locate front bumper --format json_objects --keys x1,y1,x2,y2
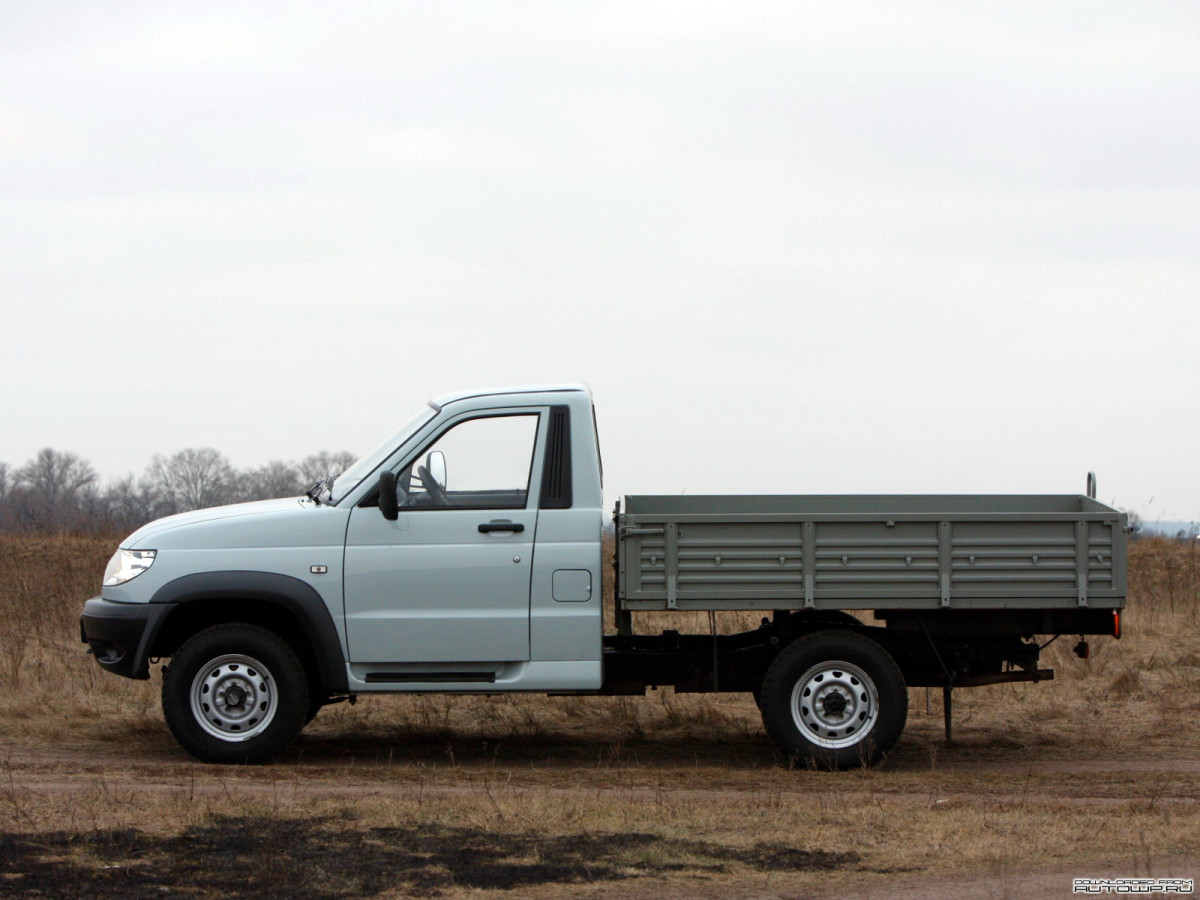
[{"x1": 79, "y1": 597, "x2": 175, "y2": 680}]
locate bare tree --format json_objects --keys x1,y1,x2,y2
[
  {"x1": 298, "y1": 451, "x2": 356, "y2": 486},
  {"x1": 236, "y1": 460, "x2": 303, "y2": 502},
  {"x1": 146, "y1": 448, "x2": 235, "y2": 513},
  {"x1": 0, "y1": 446, "x2": 361, "y2": 533},
  {"x1": 100, "y1": 474, "x2": 164, "y2": 532},
  {"x1": 16, "y1": 448, "x2": 97, "y2": 505},
  {"x1": 13, "y1": 448, "x2": 98, "y2": 530},
  {"x1": 0, "y1": 461, "x2": 12, "y2": 530}
]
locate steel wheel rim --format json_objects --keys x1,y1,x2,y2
[
  {"x1": 190, "y1": 654, "x2": 278, "y2": 742},
  {"x1": 790, "y1": 659, "x2": 879, "y2": 750}
]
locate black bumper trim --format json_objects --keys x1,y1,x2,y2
[{"x1": 80, "y1": 597, "x2": 176, "y2": 680}]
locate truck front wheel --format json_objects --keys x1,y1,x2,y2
[
  {"x1": 759, "y1": 630, "x2": 907, "y2": 769},
  {"x1": 162, "y1": 624, "x2": 310, "y2": 764}
]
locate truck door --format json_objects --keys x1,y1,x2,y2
[{"x1": 342, "y1": 411, "x2": 543, "y2": 664}]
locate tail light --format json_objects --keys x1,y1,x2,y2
[{"x1": 1113, "y1": 610, "x2": 1121, "y2": 639}]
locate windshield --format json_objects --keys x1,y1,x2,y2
[{"x1": 330, "y1": 404, "x2": 438, "y2": 503}]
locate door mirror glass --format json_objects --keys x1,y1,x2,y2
[{"x1": 426, "y1": 450, "x2": 447, "y2": 490}]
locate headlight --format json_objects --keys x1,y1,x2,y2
[{"x1": 103, "y1": 549, "x2": 157, "y2": 586}]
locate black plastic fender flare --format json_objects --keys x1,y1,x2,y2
[{"x1": 149, "y1": 571, "x2": 349, "y2": 693}]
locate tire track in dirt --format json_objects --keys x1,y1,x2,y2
[
  {"x1": 5, "y1": 748, "x2": 1199, "y2": 809},
  {"x1": 8, "y1": 745, "x2": 1200, "y2": 777},
  {"x1": 8, "y1": 778, "x2": 1200, "y2": 811}
]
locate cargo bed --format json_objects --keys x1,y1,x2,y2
[{"x1": 617, "y1": 494, "x2": 1128, "y2": 613}]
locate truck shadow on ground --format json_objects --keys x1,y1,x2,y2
[
  {"x1": 287, "y1": 728, "x2": 789, "y2": 769},
  {"x1": 281, "y1": 720, "x2": 1055, "y2": 773},
  {"x1": 0, "y1": 815, "x2": 859, "y2": 900}
]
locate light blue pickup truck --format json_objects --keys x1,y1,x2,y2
[{"x1": 81, "y1": 384, "x2": 1126, "y2": 768}]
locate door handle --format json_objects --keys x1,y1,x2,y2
[{"x1": 478, "y1": 522, "x2": 525, "y2": 533}]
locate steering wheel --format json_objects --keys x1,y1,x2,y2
[{"x1": 417, "y1": 465, "x2": 449, "y2": 506}]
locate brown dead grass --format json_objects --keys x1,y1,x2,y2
[{"x1": 1, "y1": 534, "x2": 1198, "y2": 898}]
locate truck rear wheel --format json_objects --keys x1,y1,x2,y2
[
  {"x1": 759, "y1": 630, "x2": 907, "y2": 769},
  {"x1": 162, "y1": 624, "x2": 310, "y2": 764}
]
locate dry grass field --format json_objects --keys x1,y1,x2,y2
[{"x1": 1, "y1": 534, "x2": 1198, "y2": 898}]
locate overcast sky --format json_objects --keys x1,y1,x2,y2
[{"x1": 3, "y1": 2, "x2": 1198, "y2": 522}]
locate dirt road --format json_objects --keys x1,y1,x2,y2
[{"x1": 3, "y1": 716, "x2": 1198, "y2": 900}]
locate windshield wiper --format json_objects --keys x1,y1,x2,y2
[{"x1": 305, "y1": 479, "x2": 329, "y2": 505}]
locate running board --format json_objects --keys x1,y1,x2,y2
[{"x1": 363, "y1": 672, "x2": 496, "y2": 684}]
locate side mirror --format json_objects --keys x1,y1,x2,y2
[
  {"x1": 379, "y1": 471, "x2": 399, "y2": 521},
  {"x1": 426, "y1": 450, "x2": 447, "y2": 490}
]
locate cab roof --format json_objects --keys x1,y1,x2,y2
[{"x1": 429, "y1": 383, "x2": 591, "y2": 411}]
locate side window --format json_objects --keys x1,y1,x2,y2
[{"x1": 398, "y1": 414, "x2": 539, "y2": 510}]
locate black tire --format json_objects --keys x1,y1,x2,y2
[
  {"x1": 162, "y1": 623, "x2": 310, "y2": 764},
  {"x1": 759, "y1": 629, "x2": 907, "y2": 770}
]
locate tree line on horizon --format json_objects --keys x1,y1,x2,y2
[
  {"x1": 2, "y1": 447, "x2": 1193, "y2": 541},
  {"x1": 0, "y1": 447, "x2": 355, "y2": 535}
]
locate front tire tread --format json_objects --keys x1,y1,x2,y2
[{"x1": 162, "y1": 623, "x2": 309, "y2": 764}]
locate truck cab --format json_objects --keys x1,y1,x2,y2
[{"x1": 81, "y1": 385, "x2": 606, "y2": 762}]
